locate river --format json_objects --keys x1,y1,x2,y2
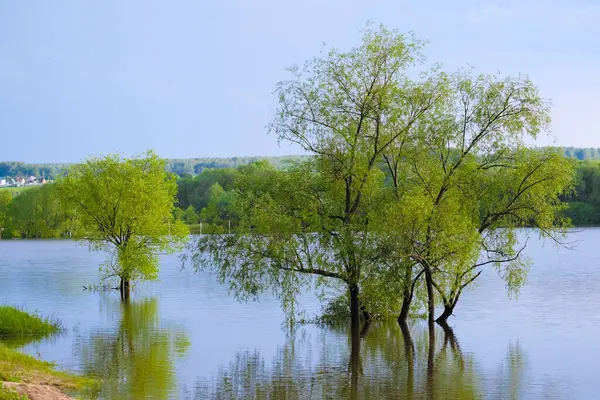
[{"x1": 1, "y1": 228, "x2": 599, "y2": 399}]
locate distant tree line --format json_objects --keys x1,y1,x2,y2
[
  {"x1": 2, "y1": 149, "x2": 599, "y2": 181},
  {"x1": 0, "y1": 162, "x2": 70, "y2": 180},
  {"x1": 165, "y1": 155, "x2": 307, "y2": 176},
  {"x1": 0, "y1": 156, "x2": 309, "y2": 180},
  {"x1": 3, "y1": 157, "x2": 600, "y2": 240},
  {"x1": 561, "y1": 160, "x2": 600, "y2": 225},
  {"x1": 561, "y1": 147, "x2": 600, "y2": 161}
]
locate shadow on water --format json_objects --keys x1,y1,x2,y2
[
  {"x1": 73, "y1": 296, "x2": 190, "y2": 400},
  {"x1": 181, "y1": 321, "x2": 566, "y2": 400}
]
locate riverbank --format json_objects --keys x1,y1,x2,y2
[
  {"x1": 0, "y1": 306, "x2": 96, "y2": 399},
  {"x1": 0, "y1": 343, "x2": 97, "y2": 399}
]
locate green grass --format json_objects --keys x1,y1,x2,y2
[
  {"x1": 0, "y1": 306, "x2": 62, "y2": 336},
  {"x1": 0, "y1": 385, "x2": 27, "y2": 400},
  {"x1": 0, "y1": 342, "x2": 98, "y2": 398},
  {"x1": 0, "y1": 307, "x2": 98, "y2": 399}
]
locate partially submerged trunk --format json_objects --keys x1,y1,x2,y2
[
  {"x1": 361, "y1": 305, "x2": 371, "y2": 323},
  {"x1": 398, "y1": 296, "x2": 412, "y2": 325},
  {"x1": 349, "y1": 283, "x2": 361, "y2": 335},
  {"x1": 119, "y1": 277, "x2": 130, "y2": 301},
  {"x1": 435, "y1": 303, "x2": 455, "y2": 325},
  {"x1": 434, "y1": 269, "x2": 482, "y2": 324},
  {"x1": 360, "y1": 320, "x2": 371, "y2": 338},
  {"x1": 398, "y1": 267, "x2": 424, "y2": 325}
]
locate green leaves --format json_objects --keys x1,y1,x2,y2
[
  {"x1": 57, "y1": 150, "x2": 189, "y2": 284},
  {"x1": 191, "y1": 23, "x2": 577, "y2": 325}
]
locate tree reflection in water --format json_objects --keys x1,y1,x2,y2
[
  {"x1": 185, "y1": 321, "x2": 564, "y2": 400},
  {"x1": 74, "y1": 297, "x2": 189, "y2": 400}
]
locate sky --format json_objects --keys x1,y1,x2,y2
[{"x1": 0, "y1": 0, "x2": 599, "y2": 163}]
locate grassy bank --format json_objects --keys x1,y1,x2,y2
[
  {"x1": 0, "y1": 306, "x2": 61, "y2": 336},
  {"x1": 0, "y1": 307, "x2": 97, "y2": 399},
  {"x1": 0, "y1": 343, "x2": 97, "y2": 399}
]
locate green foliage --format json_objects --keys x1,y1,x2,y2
[
  {"x1": 189, "y1": 23, "x2": 577, "y2": 326},
  {"x1": 191, "y1": 23, "x2": 444, "y2": 325},
  {"x1": 563, "y1": 201, "x2": 600, "y2": 226},
  {"x1": 175, "y1": 168, "x2": 239, "y2": 221},
  {"x1": 1, "y1": 184, "x2": 80, "y2": 239},
  {"x1": 56, "y1": 151, "x2": 189, "y2": 286},
  {"x1": 0, "y1": 306, "x2": 62, "y2": 336},
  {"x1": 183, "y1": 205, "x2": 199, "y2": 225},
  {"x1": 313, "y1": 294, "x2": 351, "y2": 325},
  {"x1": 375, "y1": 67, "x2": 575, "y2": 319},
  {"x1": 172, "y1": 206, "x2": 185, "y2": 221},
  {"x1": 199, "y1": 182, "x2": 237, "y2": 230},
  {"x1": 0, "y1": 191, "x2": 11, "y2": 233}
]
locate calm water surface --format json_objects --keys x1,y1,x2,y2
[{"x1": 1, "y1": 229, "x2": 600, "y2": 399}]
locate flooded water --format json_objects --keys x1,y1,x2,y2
[{"x1": 1, "y1": 229, "x2": 600, "y2": 399}]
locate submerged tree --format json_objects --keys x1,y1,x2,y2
[
  {"x1": 380, "y1": 71, "x2": 575, "y2": 324},
  {"x1": 189, "y1": 23, "x2": 444, "y2": 329},
  {"x1": 189, "y1": 23, "x2": 575, "y2": 327},
  {"x1": 57, "y1": 151, "x2": 188, "y2": 300}
]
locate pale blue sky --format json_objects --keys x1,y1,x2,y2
[{"x1": 1, "y1": 0, "x2": 599, "y2": 163}]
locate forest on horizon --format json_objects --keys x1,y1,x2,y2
[{"x1": 0, "y1": 147, "x2": 599, "y2": 180}]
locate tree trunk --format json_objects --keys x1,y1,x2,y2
[
  {"x1": 349, "y1": 283, "x2": 360, "y2": 335},
  {"x1": 398, "y1": 264, "x2": 414, "y2": 324},
  {"x1": 398, "y1": 295, "x2": 412, "y2": 325},
  {"x1": 435, "y1": 303, "x2": 454, "y2": 325},
  {"x1": 119, "y1": 277, "x2": 130, "y2": 301},
  {"x1": 424, "y1": 267, "x2": 435, "y2": 326},
  {"x1": 360, "y1": 320, "x2": 371, "y2": 338},
  {"x1": 360, "y1": 305, "x2": 371, "y2": 323}
]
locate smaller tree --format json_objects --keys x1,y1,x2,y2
[
  {"x1": 57, "y1": 151, "x2": 189, "y2": 300},
  {"x1": 183, "y1": 205, "x2": 199, "y2": 225}
]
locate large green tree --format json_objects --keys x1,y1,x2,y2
[
  {"x1": 190, "y1": 24, "x2": 443, "y2": 330},
  {"x1": 57, "y1": 151, "x2": 188, "y2": 300},
  {"x1": 379, "y1": 70, "x2": 575, "y2": 324}
]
